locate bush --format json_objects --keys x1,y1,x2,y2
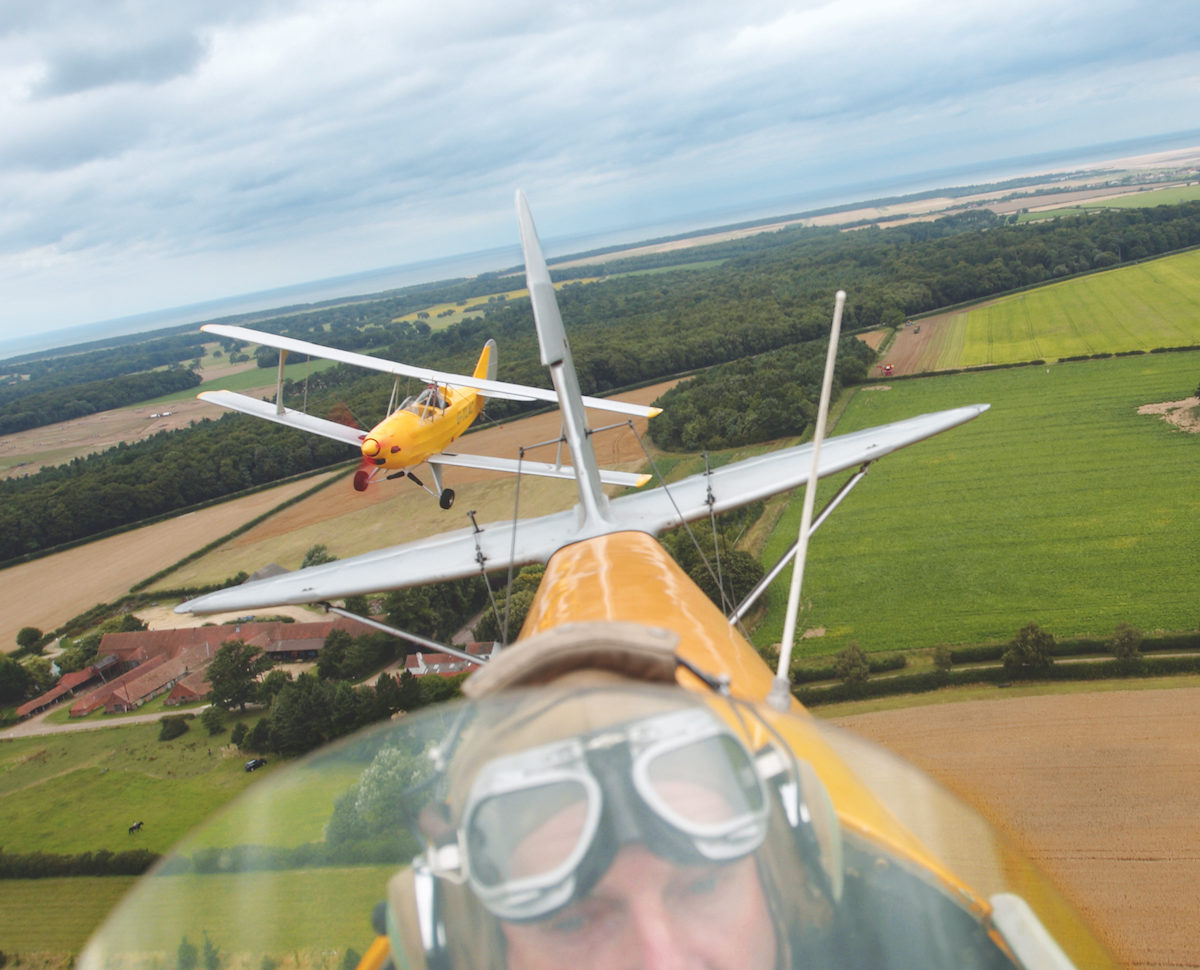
[
  {"x1": 201, "y1": 706, "x2": 225, "y2": 736},
  {"x1": 159, "y1": 715, "x2": 190, "y2": 741},
  {"x1": 178, "y1": 936, "x2": 198, "y2": 970},
  {"x1": 230, "y1": 721, "x2": 248, "y2": 746},
  {"x1": 0, "y1": 847, "x2": 158, "y2": 878},
  {"x1": 834, "y1": 643, "x2": 870, "y2": 686},
  {"x1": 949, "y1": 644, "x2": 1005, "y2": 664},
  {"x1": 1108, "y1": 623, "x2": 1143, "y2": 663}
]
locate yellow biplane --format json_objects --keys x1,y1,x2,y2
[
  {"x1": 80, "y1": 193, "x2": 1115, "y2": 970},
  {"x1": 200, "y1": 321, "x2": 657, "y2": 508}
]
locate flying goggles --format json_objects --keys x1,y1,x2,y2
[{"x1": 427, "y1": 705, "x2": 772, "y2": 923}]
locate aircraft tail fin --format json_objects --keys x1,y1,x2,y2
[
  {"x1": 473, "y1": 339, "x2": 498, "y2": 383},
  {"x1": 516, "y1": 190, "x2": 611, "y2": 528}
]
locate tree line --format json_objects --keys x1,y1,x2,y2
[
  {"x1": 5, "y1": 202, "x2": 1200, "y2": 562},
  {"x1": 0, "y1": 332, "x2": 208, "y2": 406},
  {"x1": 0, "y1": 367, "x2": 201, "y2": 435}
]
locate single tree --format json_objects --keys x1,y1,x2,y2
[
  {"x1": 202, "y1": 932, "x2": 220, "y2": 970},
  {"x1": 301, "y1": 544, "x2": 337, "y2": 568},
  {"x1": 1002, "y1": 622, "x2": 1055, "y2": 679},
  {"x1": 16, "y1": 626, "x2": 43, "y2": 652},
  {"x1": 177, "y1": 936, "x2": 198, "y2": 970},
  {"x1": 206, "y1": 640, "x2": 273, "y2": 712},
  {"x1": 0, "y1": 655, "x2": 32, "y2": 705}
]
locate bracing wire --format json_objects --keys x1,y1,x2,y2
[{"x1": 628, "y1": 422, "x2": 737, "y2": 619}]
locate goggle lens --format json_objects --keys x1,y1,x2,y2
[
  {"x1": 467, "y1": 780, "x2": 592, "y2": 889},
  {"x1": 646, "y1": 733, "x2": 765, "y2": 828},
  {"x1": 640, "y1": 733, "x2": 768, "y2": 861}
]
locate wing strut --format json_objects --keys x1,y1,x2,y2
[
  {"x1": 767, "y1": 291, "x2": 846, "y2": 712},
  {"x1": 323, "y1": 604, "x2": 488, "y2": 667},
  {"x1": 728, "y1": 461, "x2": 871, "y2": 625}
]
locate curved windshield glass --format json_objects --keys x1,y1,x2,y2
[{"x1": 79, "y1": 685, "x2": 1116, "y2": 970}]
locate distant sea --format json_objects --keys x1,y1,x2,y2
[{"x1": 4, "y1": 128, "x2": 1197, "y2": 362}]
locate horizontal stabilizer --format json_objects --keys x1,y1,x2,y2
[
  {"x1": 198, "y1": 390, "x2": 365, "y2": 447},
  {"x1": 201, "y1": 324, "x2": 660, "y2": 419},
  {"x1": 178, "y1": 404, "x2": 986, "y2": 615}
]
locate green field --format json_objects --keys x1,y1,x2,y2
[
  {"x1": 0, "y1": 721, "x2": 271, "y2": 855},
  {"x1": 950, "y1": 249, "x2": 1200, "y2": 368},
  {"x1": 755, "y1": 350, "x2": 1199, "y2": 655},
  {"x1": 88, "y1": 866, "x2": 389, "y2": 955},
  {"x1": 1079, "y1": 184, "x2": 1200, "y2": 208},
  {"x1": 1016, "y1": 184, "x2": 1200, "y2": 222},
  {"x1": 0, "y1": 868, "x2": 385, "y2": 962},
  {"x1": 0, "y1": 876, "x2": 137, "y2": 954}
]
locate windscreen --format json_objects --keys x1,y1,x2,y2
[{"x1": 77, "y1": 685, "x2": 1115, "y2": 970}]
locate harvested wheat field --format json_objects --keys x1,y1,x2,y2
[
  {"x1": 0, "y1": 472, "x2": 342, "y2": 650},
  {"x1": 834, "y1": 688, "x2": 1200, "y2": 970}
]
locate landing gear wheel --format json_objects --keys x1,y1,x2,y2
[
  {"x1": 439, "y1": 488, "x2": 455, "y2": 510},
  {"x1": 353, "y1": 469, "x2": 371, "y2": 492}
]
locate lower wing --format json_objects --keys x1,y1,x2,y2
[
  {"x1": 198, "y1": 390, "x2": 365, "y2": 447},
  {"x1": 179, "y1": 405, "x2": 986, "y2": 614},
  {"x1": 431, "y1": 452, "x2": 651, "y2": 488}
]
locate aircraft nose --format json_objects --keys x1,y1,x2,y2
[{"x1": 361, "y1": 437, "x2": 381, "y2": 459}]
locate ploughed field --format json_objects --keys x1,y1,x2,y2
[{"x1": 834, "y1": 687, "x2": 1200, "y2": 970}]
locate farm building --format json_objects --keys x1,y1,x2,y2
[
  {"x1": 63, "y1": 616, "x2": 377, "y2": 717},
  {"x1": 15, "y1": 655, "x2": 119, "y2": 719},
  {"x1": 405, "y1": 642, "x2": 494, "y2": 677}
]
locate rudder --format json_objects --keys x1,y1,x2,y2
[{"x1": 473, "y1": 339, "x2": 498, "y2": 382}]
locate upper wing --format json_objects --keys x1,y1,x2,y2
[
  {"x1": 202, "y1": 323, "x2": 661, "y2": 419},
  {"x1": 178, "y1": 404, "x2": 986, "y2": 614},
  {"x1": 198, "y1": 390, "x2": 365, "y2": 447}
]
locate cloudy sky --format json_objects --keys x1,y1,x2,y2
[{"x1": 3, "y1": 0, "x2": 1198, "y2": 352}]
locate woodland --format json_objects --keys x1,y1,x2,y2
[{"x1": 2, "y1": 202, "x2": 1199, "y2": 564}]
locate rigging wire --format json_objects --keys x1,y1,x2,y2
[{"x1": 628, "y1": 422, "x2": 741, "y2": 625}]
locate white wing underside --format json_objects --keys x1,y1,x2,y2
[
  {"x1": 179, "y1": 404, "x2": 986, "y2": 613},
  {"x1": 197, "y1": 390, "x2": 648, "y2": 487}
]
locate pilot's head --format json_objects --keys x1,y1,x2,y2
[{"x1": 386, "y1": 623, "x2": 843, "y2": 970}]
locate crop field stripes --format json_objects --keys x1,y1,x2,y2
[
  {"x1": 756, "y1": 349, "x2": 1200, "y2": 654},
  {"x1": 927, "y1": 249, "x2": 1200, "y2": 371}
]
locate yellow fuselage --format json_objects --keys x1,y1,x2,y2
[
  {"x1": 519, "y1": 530, "x2": 1111, "y2": 965},
  {"x1": 359, "y1": 387, "x2": 483, "y2": 471}
]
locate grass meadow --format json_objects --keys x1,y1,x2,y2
[
  {"x1": 0, "y1": 719, "x2": 271, "y2": 855},
  {"x1": 0, "y1": 876, "x2": 137, "y2": 954},
  {"x1": 948, "y1": 249, "x2": 1200, "y2": 368},
  {"x1": 0, "y1": 868, "x2": 386, "y2": 962},
  {"x1": 0, "y1": 719, "x2": 390, "y2": 961},
  {"x1": 753, "y1": 349, "x2": 1199, "y2": 656}
]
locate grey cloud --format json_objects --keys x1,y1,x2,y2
[{"x1": 34, "y1": 32, "x2": 208, "y2": 97}]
